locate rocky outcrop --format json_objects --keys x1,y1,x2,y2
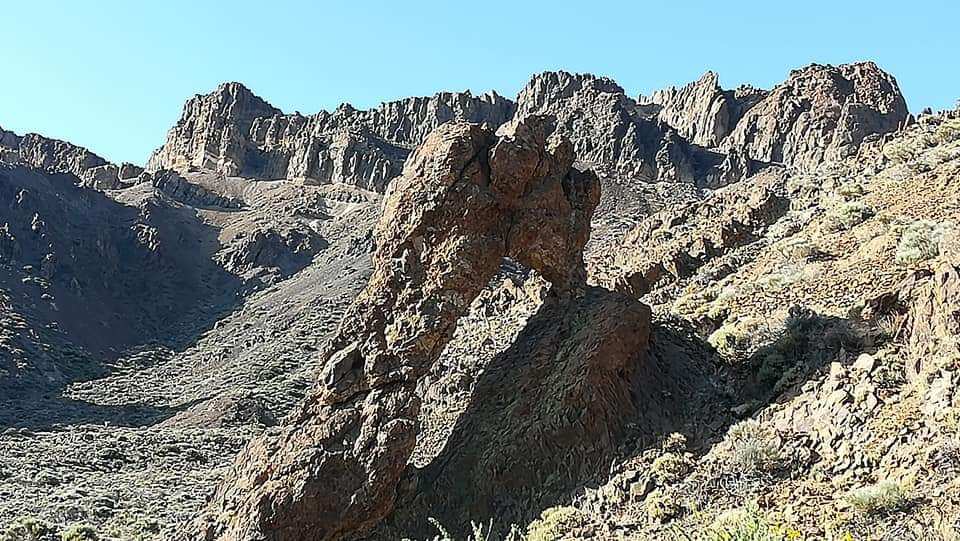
[
  {"x1": 640, "y1": 71, "x2": 767, "y2": 148},
  {"x1": 148, "y1": 83, "x2": 515, "y2": 191},
  {"x1": 147, "y1": 82, "x2": 282, "y2": 175},
  {"x1": 395, "y1": 285, "x2": 651, "y2": 535},
  {"x1": 512, "y1": 71, "x2": 765, "y2": 189},
  {"x1": 0, "y1": 129, "x2": 129, "y2": 189},
  {"x1": 609, "y1": 170, "x2": 790, "y2": 297},
  {"x1": 511, "y1": 71, "x2": 678, "y2": 182},
  {"x1": 724, "y1": 62, "x2": 909, "y2": 168},
  {"x1": 189, "y1": 116, "x2": 629, "y2": 541},
  {"x1": 147, "y1": 63, "x2": 908, "y2": 195},
  {"x1": 865, "y1": 231, "x2": 960, "y2": 379},
  {"x1": 149, "y1": 169, "x2": 244, "y2": 209}
]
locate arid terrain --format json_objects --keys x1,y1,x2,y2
[{"x1": 1, "y1": 61, "x2": 958, "y2": 540}]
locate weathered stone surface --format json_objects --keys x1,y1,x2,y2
[
  {"x1": 149, "y1": 169, "x2": 244, "y2": 209},
  {"x1": 640, "y1": 71, "x2": 766, "y2": 148},
  {"x1": 724, "y1": 62, "x2": 909, "y2": 168},
  {"x1": 511, "y1": 71, "x2": 674, "y2": 181},
  {"x1": 148, "y1": 82, "x2": 515, "y2": 191},
  {"x1": 393, "y1": 286, "x2": 651, "y2": 535},
  {"x1": 147, "y1": 82, "x2": 282, "y2": 176},
  {"x1": 190, "y1": 116, "x2": 607, "y2": 541},
  {"x1": 867, "y1": 231, "x2": 960, "y2": 379},
  {"x1": 0, "y1": 129, "x2": 122, "y2": 189},
  {"x1": 609, "y1": 169, "x2": 789, "y2": 297}
]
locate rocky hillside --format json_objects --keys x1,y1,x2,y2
[{"x1": 2, "y1": 60, "x2": 953, "y2": 541}]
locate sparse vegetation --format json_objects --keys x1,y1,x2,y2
[
  {"x1": 60, "y1": 524, "x2": 97, "y2": 541},
  {"x1": 823, "y1": 201, "x2": 874, "y2": 232},
  {"x1": 674, "y1": 282, "x2": 737, "y2": 322},
  {"x1": 936, "y1": 118, "x2": 960, "y2": 143},
  {"x1": 882, "y1": 139, "x2": 917, "y2": 164},
  {"x1": 428, "y1": 517, "x2": 521, "y2": 541},
  {"x1": 670, "y1": 506, "x2": 798, "y2": 541},
  {"x1": 719, "y1": 420, "x2": 782, "y2": 474},
  {"x1": 651, "y1": 452, "x2": 694, "y2": 484},
  {"x1": 645, "y1": 489, "x2": 682, "y2": 523},
  {"x1": 776, "y1": 236, "x2": 819, "y2": 261},
  {"x1": 895, "y1": 219, "x2": 953, "y2": 265},
  {"x1": 708, "y1": 318, "x2": 765, "y2": 357},
  {"x1": 525, "y1": 507, "x2": 587, "y2": 541},
  {"x1": 844, "y1": 479, "x2": 908, "y2": 515},
  {"x1": 834, "y1": 181, "x2": 865, "y2": 200},
  {"x1": 757, "y1": 264, "x2": 814, "y2": 291},
  {"x1": 1, "y1": 517, "x2": 55, "y2": 541}
]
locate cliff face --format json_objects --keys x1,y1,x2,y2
[
  {"x1": 640, "y1": 71, "x2": 767, "y2": 148},
  {"x1": 145, "y1": 62, "x2": 908, "y2": 195},
  {"x1": 723, "y1": 62, "x2": 910, "y2": 167},
  {"x1": 642, "y1": 62, "x2": 909, "y2": 171},
  {"x1": 147, "y1": 84, "x2": 515, "y2": 190},
  {"x1": 0, "y1": 126, "x2": 143, "y2": 190}
]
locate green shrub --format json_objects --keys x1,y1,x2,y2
[
  {"x1": 1, "y1": 517, "x2": 55, "y2": 541},
  {"x1": 895, "y1": 220, "x2": 953, "y2": 265},
  {"x1": 883, "y1": 140, "x2": 916, "y2": 164},
  {"x1": 525, "y1": 507, "x2": 587, "y2": 541},
  {"x1": 651, "y1": 452, "x2": 694, "y2": 484},
  {"x1": 670, "y1": 506, "x2": 797, "y2": 541},
  {"x1": 720, "y1": 420, "x2": 782, "y2": 474},
  {"x1": 674, "y1": 283, "x2": 736, "y2": 322},
  {"x1": 428, "y1": 517, "x2": 521, "y2": 541},
  {"x1": 823, "y1": 201, "x2": 874, "y2": 232},
  {"x1": 834, "y1": 181, "x2": 865, "y2": 200},
  {"x1": 708, "y1": 318, "x2": 764, "y2": 357},
  {"x1": 645, "y1": 489, "x2": 682, "y2": 523},
  {"x1": 60, "y1": 525, "x2": 97, "y2": 541},
  {"x1": 844, "y1": 479, "x2": 908, "y2": 515}
]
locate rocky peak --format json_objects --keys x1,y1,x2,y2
[
  {"x1": 511, "y1": 70, "x2": 685, "y2": 182},
  {"x1": 146, "y1": 82, "x2": 281, "y2": 175},
  {"x1": 147, "y1": 83, "x2": 515, "y2": 190},
  {"x1": 0, "y1": 127, "x2": 142, "y2": 190},
  {"x1": 640, "y1": 71, "x2": 767, "y2": 148},
  {"x1": 724, "y1": 61, "x2": 909, "y2": 168}
]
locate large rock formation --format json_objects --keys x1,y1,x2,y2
[
  {"x1": 640, "y1": 71, "x2": 767, "y2": 148},
  {"x1": 723, "y1": 62, "x2": 909, "y2": 168},
  {"x1": 511, "y1": 71, "x2": 687, "y2": 182},
  {"x1": 189, "y1": 116, "x2": 635, "y2": 541},
  {"x1": 147, "y1": 63, "x2": 908, "y2": 196},
  {"x1": 390, "y1": 285, "x2": 651, "y2": 536},
  {"x1": 0, "y1": 127, "x2": 141, "y2": 190},
  {"x1": 148, "y1": 83, "x2": 515, "y2": 190},
  {"x1": 608, "y1": 170, "x2": 790, "y2": 297}
]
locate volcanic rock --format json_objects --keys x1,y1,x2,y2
[
  {"x1": 147, "y1": 83, "x2": 515, "y2": 190},
  {"x1": 724, "y1": 62, "x2": 909, "y2": 168},
  {"x1": 189, "y1": 115, "x2": 618, "y2": 541}
]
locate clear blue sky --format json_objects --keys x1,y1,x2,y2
[{"x1": 3, "y1": 0, "x2": 958, "y2": 165}]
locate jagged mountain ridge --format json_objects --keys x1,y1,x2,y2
[
  {"x1": 0, "y1": 60, "x2": 941, "y2": 541},
  {"x1": 145, "y1": 61, "x2": 909, "y2": 194}
]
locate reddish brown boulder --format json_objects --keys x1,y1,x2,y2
[{"x1": 190, "y1": 115, "x2": 601, "y2": 541}]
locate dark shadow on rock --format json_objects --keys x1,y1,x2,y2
[
  {"x1": 382, "y1": 286, "x2": 728, "y2": 538},
  {"x1": 381, "y1": 300, "x2": 878, "y2": 538}
]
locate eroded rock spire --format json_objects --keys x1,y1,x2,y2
[{"x1": 190, "y1": 115, "x2": 600, "y2": 541}]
